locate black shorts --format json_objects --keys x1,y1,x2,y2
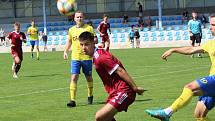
[{"x1": 190, "y1": 33, "x2": 201, "y2": 44}]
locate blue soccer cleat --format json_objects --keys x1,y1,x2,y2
[{"x1": 145, "y1": 109, "x2": 170, "y2": 121}]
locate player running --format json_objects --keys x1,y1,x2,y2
[
  {"x1": 79, "y1": 31, "x2": 145, "y2": 121},
  {"x1": 27, "y1": 20, "x2": 40, "y2": 60},
  {"x1": 64, "y1": 11, "x2": 97, "y2": 107},
  {"x1": 6, "y1": 22, "x2": 26, "y2": 78},
  {"x1": 97, "y1": 14, "x2": 111, "y2": 51},
  {"x1": 145, "y1": 15, "x2": 215, "y2": 121}
]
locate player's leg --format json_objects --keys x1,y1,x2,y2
[
  {"x1": 67, "y1": 60, "x2": 81, "y2": 107},
  {"x1": 30, "y1": 41, "x2": 35, "y2": 58},
  {"x1": 194, "y1": 96, "x2": 215, "y2": 121},
  {"x1": 104, "y1": 36, "x2": 110, "y2": 51},
  {"x1": 196, "y1": 34, "x2": 202, "y2": 57},
  {"x1": 146, "y1": 75, "x2": 215, "y2": 120},
  {"x1": 95, "y1": 103, "x2": 118, "y2": 121},
  {"x1": 146, "y1": 80, "x2": 202, "y2": 121},
  {"x1": 12, "y1": 56, "x2": 21, "y2": 78},
  {"x1": 82, "y1": 60, "x2": 94, "y2": 104},
  {"x1": 35, "y1": 41, "x2": 40, "y2": 60}
]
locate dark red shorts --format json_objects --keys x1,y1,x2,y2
[
  {"x1": 106, "y1": 90, "x2": 136, "y2": 112},
  {"x1": 11, "y1": 47, "x2": 23, "y2": 61},
  {"x1": 101, "y1": 35, "x2": 110, "y2": 43}
]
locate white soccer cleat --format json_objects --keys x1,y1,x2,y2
[{"x1": 13, "y1": 73, "x2": 18, "y2": 79}]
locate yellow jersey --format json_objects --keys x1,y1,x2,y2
[
  {"x1": 201, "y1": 40, "x2": 215, "y2": 75},
  {"x1": 68, "y1": 24, "x2": 95, "y2": 60},
  {"x1": 27, "y1": 26, "x2": 39, "y2": 40}
]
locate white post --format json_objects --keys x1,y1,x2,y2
[
  {"x1": 158, "y1": 0, "x2": 162, "y2": 28},
  {"x1": 43, "y1": 0, "x2": 47, "y2": 35}
]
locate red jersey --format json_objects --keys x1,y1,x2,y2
[
  {"x1": 93, "y1": 48, "x2": 132, "y2": 94},
  {"x1": 7, "y1": 31, "x2": 26, "y2": 49},
  {"x1": 98, "y1": 21, "x2": 110, "y2": 36}
]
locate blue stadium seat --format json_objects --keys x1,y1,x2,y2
[
  {"x1": 167, "y1": 31, "x2": 173, "y2": 36},
  {"x1": 159, "y1": 37, "x2": 165, "y2": 41},
  {"x1": 161, "y1": 16, "x2": 167, "y2": 21},
  {"x1": 151, "y1": 32, "x2": 156, "y2": 37},
  {"x1": 143, "y1": 28, "x2": 149, "y2": 32},
  {"x1": 61, "y1": 41, "x2": 66, "y2": 45},
  {"x1": 54, "y1": 41, "x2": 59, "y2": 45},
  {"x1": 183, "y1": 36, "x2": 189, "y2": 40},
  {"x1": 166, "y1": 26, "x2": 172, "y2": 31},
  {"x1": 48, "y1": 36, "x2": 53, "y2": 41},
  {"x1": 159, "y1": 31, "x2": 164, "y2": 36},
  {"x1": 168, "y1": 16, "x2": 175, "y2": 21},
  {"x1": 152, "y1": 37, "x2": 157, "y2": 41},
  {"x1": 208, "y1": 35, "x2": 214, "y2": 39},
  {"x1": 143, "y1": 33, "x2": 148, "y2": 37},
  {"x1": 151, "y1": 16, "x2": 158, "y2": 21},
  {"x1": 120, "y1": 38, "x2": 126, "y2": 42},
  {"x1": 113, "y1": 38, "x2": 118, "y2": 43},
  {"x1": 48, "y1": 32, "x2": 53, "y2": 36},
  {"x1": 150, "y1": 27, "x2": 157, "y2": 32},
  {"x1": 112, "y1": 34, "x2": 117, "y2": 38},
  {"x1": 168, "y1": 36, "x2": 173, "y2": 41},
  {"x1": 120, "y1": 33, "x2": 125, "y2": 38},
  {"x1": 115, "y1": 19, "x2": 122, "y2": 23},
  {"x1": 183, "y1": 31, "x2": 189, "y2": 36},
  {"x1": 129, "y1": 17, "x2": 137, "y2": 22},
  {"x1": 117, "y1": 23, "x2": 123, "y2": 28},
  {"x1": 176, "y1": 15, "x2": 182, "y2": 20},
  {"x1": 174, "y1": 26, "x2": 180, "y2": 31},
  {"x1": 182, "y1": 26, "x2": 188, "y2": 30},
  {"x1": 109, "y1": 18, "x2": 115, "y2": 23},
  {"x1": 176, "y1": 36, "x2": 181, "y2": 41},
  {"x1": 54, "y1": 37, "x2": 60, "y2": 41},
  {"x1": 144, "y1": 37, "x2": 149, "y2": 41},
  {"x1": 47, "y1": 41, "x2": 52, "y2": 45}
]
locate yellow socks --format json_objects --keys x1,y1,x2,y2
[
  {"x1": 170, "y1": 87, "x2": 193, "y2": 112},
  {"x1": 70, "y1": 82, "x2": 77, "y2": 101},
  {"x1": 87, "y1": 81, "x2": 93, "y2": 97},
  {"x1": 36, "y1": 51, "x2": 39, "y2": 59},
  {"x1": 196, "y1": 117, "x2": 210, "y2": 121}
]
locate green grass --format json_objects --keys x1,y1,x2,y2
[{"x1": 0, "y1": 48, "x2": 214, "y2": 121}]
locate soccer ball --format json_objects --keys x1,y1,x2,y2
[{"x1": 57, "y1": 0, "x2": 77, "y2": 16}]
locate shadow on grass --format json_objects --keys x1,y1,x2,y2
[
  {"x1": 76, "y1": 99, "x2": 152, "y2": 107},
  {"x1": 23, "y1": 73, "x2": 62, "y2": 78}
]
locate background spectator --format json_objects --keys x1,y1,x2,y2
[
  {"x1": 145, "y1": 16, "x2": 152, "y2": 28},
  {"x1": 138, "y1": 16, "x2": 144, "y2": 27},
  {"x1": 123, "y1": 14, "x2": 128, "y2": 24},
  {"x1": 0, "y1": 28, "x2": 5, "y2": 46},
  {"x1": 182, "y1": 10, "x2": 189, "y2": 24},
  {"x1": 137, "y1": 2, "x2": 143, "y2": 17}
]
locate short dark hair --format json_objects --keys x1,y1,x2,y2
[
  {"x1": 210, "y1": 14, "x2": 215, "y2": 18},
  {"x1": 79, "y1": 31, "x2": 94, "y2": 42},
  {"x1": 14, "y1": 22, "x2": 20, "y2": 27}
]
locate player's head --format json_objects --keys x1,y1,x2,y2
[
  {"x1": 31, "y1": 20, "x2": 35, "y2": 26},
  {"x1": 14, "y1": 22, "x2": 20, "y2": 32},
  {"x1": 79, "y1": 31, "x2": 95, "y2": 56},
  {"x1": 103, "y1": 14, "x2": 108, "y2": 22},
  {"x1": 192, "y1": 11, "x2": 198, "y2": 19},
  {"x1": 74, "y1": 11, "x2": 84, "y2": 25},
  {"x1": 210, "y1": 15, "x2": 215, "y2": 36}
]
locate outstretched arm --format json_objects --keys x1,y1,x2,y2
[
  {"x1": 115, "y1": 66, "x2": 145, "y2": 95},
  {"x1": 162, "y1": 46, "x2": 204, "y2": 60}
]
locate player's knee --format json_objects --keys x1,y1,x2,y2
[
  {"x1": 14, "y1": 57, "x2": 21, "y2": 64},
  {"x1": 95, "y1": 112, "x2": 103, "y2": 121},
  {"x1": 184, "y1": 82, "x2": 196, "y2": 90}
]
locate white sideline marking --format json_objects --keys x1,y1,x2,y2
[
  {"x1": 0, "y1": 87, "x2": 68, "y2": 99},
  {"x1": 132, "y1": 66, "x2": 209, "y2": 79},
  {"x1": 0, "y1": 66, "x2": 209, "y2": 99}
]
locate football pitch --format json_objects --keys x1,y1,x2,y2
[{"x1": 0, "y1": 48, "x2": 215, "y2": 121}]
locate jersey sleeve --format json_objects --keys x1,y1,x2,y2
[
  {"x1": 21, "y1": 32, "x2": 27, "y2": 39},
  {"x1": 98, "y1": 55, "x2": 119, "y2": 75},
  {"x1": 201, "y1": 41, "x2": 211, "y2": 53},
  {"x1": 7, "y1": 32, "x2": 12, "y2": 39},
  {"x1": 89, "y1": 25, "x2": 96, "y2": 36}
]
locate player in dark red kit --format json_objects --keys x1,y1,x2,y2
[
  {"x1": 79, "y1": 31, "x2": 145, "y2": 121},
  {"x1": 6, "y1": 22, "x2": 26, "y2": 78},
  {"x1": 97, "y1": 14, "x2": 111, "y2": 51}
]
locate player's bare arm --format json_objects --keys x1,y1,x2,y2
[
  {"x1": 64, "y1": 36, "x2": 72, "y2": 60},
  {"x1": 162, "y1": 46, "x2": 204, "y2": 60},
  {"x1": 115, "y1": 66, "x2": 144, "y2": 95}
]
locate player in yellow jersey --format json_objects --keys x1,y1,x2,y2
[
  {"x1": 27, "y1": 20, "x2": 40, "y2": 60},
  {"x1": 146, "y1": 15, "x2": 215, "y2": 121},
  {"x1": 63, "y1": 11, "x2": 97, "y2": 107}
]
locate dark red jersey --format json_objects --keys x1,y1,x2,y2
[
  {"x1": 7, "y1": 31, "x2": 26, "y2": 49},
  {"x1": 93, "y1": 48, "x2": 133, "y2": 94},
  {"x1": 98, "y1": 22, "x2": 110, "y2": 36}
]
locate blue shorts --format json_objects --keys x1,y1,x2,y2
[
  {"x1": 196, "y1": 75, "x2": 215, "y2": 110},
  {"x1": 30, "y1": 40, "x2": 39, "y2": 46},
  {"x1": 198, "y1": 96, "x2": 215, "y2": 110},
  {"x1": 71, "y1": 60, "x2": 92, "y2": 76}
]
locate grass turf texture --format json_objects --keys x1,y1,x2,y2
[{"x1": 0, "y1": 48, "x2": 214, "y2": 121}]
